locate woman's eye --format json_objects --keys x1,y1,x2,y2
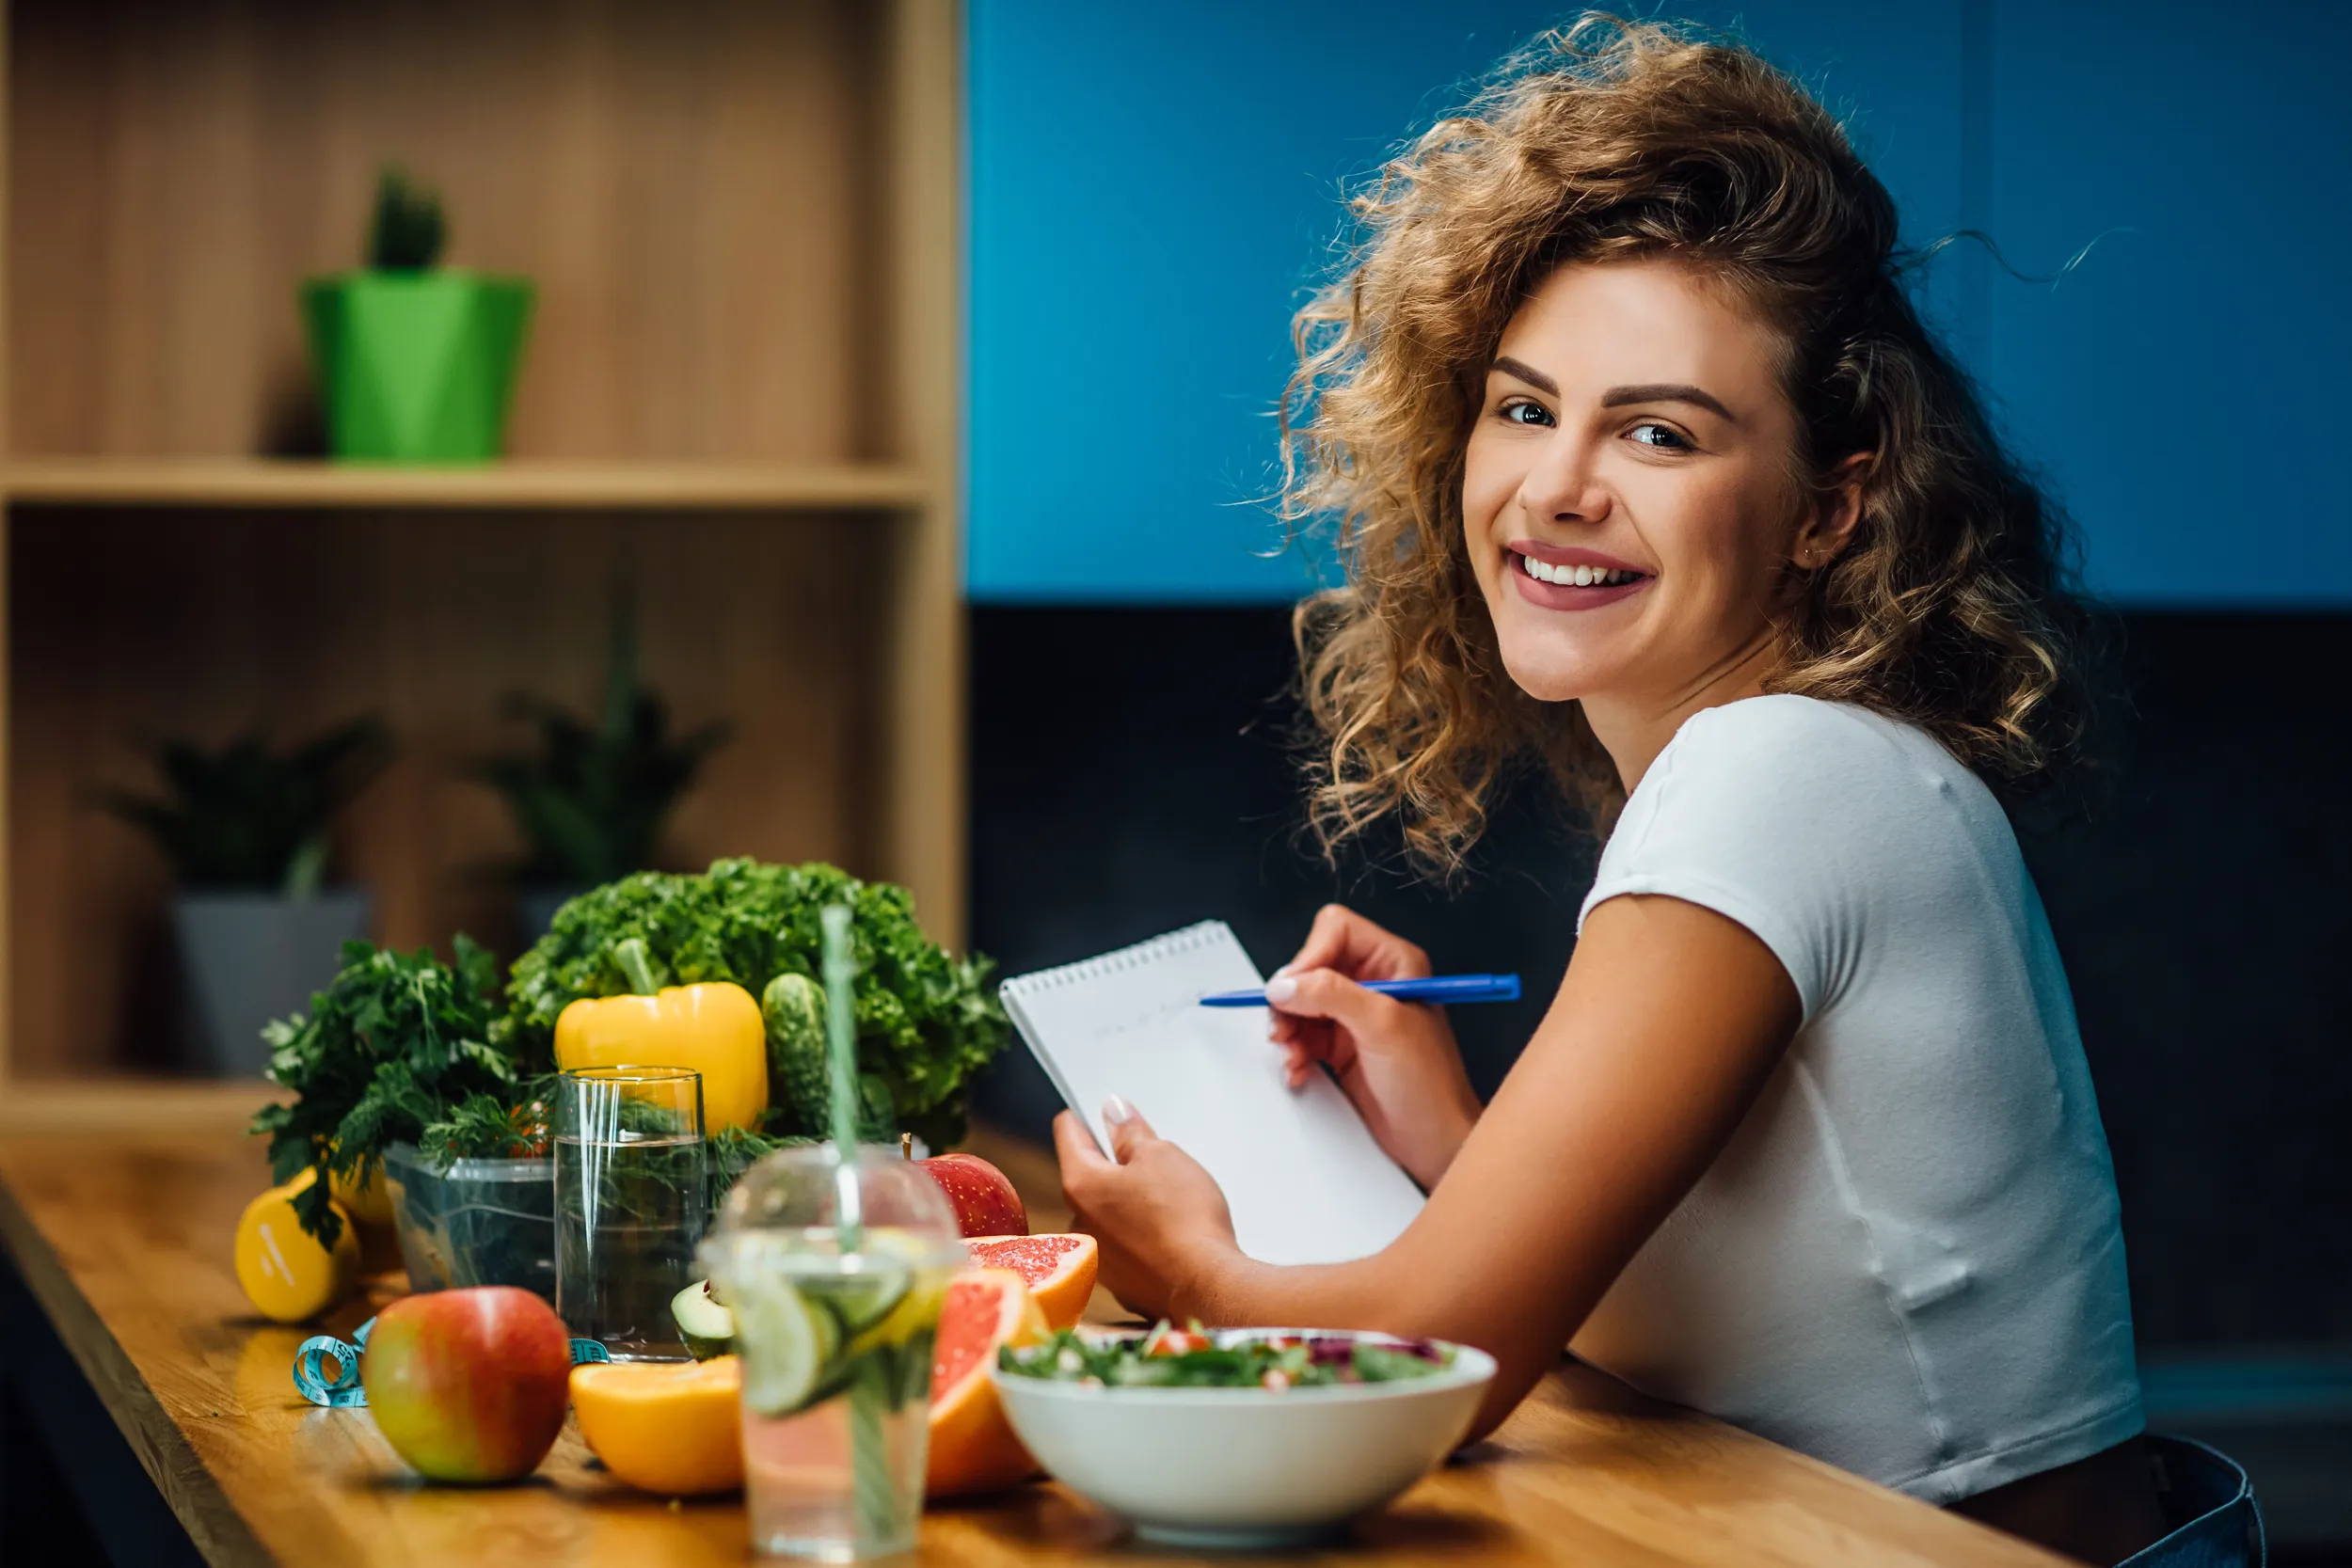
[
  {"x1": 1498, "y1": 399, "x2": 1555, "y2": 428},
  {"x1": 1628, "y1": 421, "x2": 1691, "y2": 451}
]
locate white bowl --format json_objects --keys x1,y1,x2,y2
[{"x1": 989, "y1": 1328, "x2": 1496, "y2": 1548}]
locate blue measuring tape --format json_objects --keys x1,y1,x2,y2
[{"x1": 293, "y1": 1317, "x2": 611, "y2": 1408}]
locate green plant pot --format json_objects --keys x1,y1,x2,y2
[{"x1": 301, "y1": 270, "x2": 533, "y2": 462}]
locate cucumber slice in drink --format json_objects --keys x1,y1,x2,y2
[
  {"x1": 672, "y1": 1280, "x2": 737, "y2": 1361},
  {"x1": 821, "y1": 1269, "x2": 910, "y2": 1337},
  {"x1": 731, "y1": 1274, "x2": 842, "y2": 1417},
  {"x1": 846, "y1": 1271, "x2": 948, "y2": 1358}
]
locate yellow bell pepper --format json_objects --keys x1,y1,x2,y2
[{"x1": 554, "y1": 940, "x2": 770, "y2": 1132}]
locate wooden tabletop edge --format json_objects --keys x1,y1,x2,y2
[{"x1": 0, "y1": 1167, "x2": 276, "y2": 1566}]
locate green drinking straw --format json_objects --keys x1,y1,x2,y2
[
  {"x1": 820, "y1": 904, "x2": 897, "y2": 1542},
  {"x1": 820, "y1": 905, "x2": 864, "y2": 1246}
]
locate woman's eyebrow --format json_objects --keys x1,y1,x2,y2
[
  {"x1": 1490, "y1": 355, "x2": 1558, "y2": 394},
  {"x1": 1489, "y1": 360, "x2": 1738, "y2": 425},
  {"x1": 1600, "y1": 383, "x2": 1738, "y2": 423}
]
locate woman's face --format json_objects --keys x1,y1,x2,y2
[{"x1": 1463, "y1": 258, "x2": 1818, "y2": 710}]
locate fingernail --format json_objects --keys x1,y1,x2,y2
[
  {"x1": 1273, "y1": 962, "x2": 1295, "y2": 978},
  {"x1": 1102, "y1": 1094, "x2": 1136, "y2": 1126},
  {"x1": 1263, "y1": 975, "x2": 1297, "y2": 1004}
]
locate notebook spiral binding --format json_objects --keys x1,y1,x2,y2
[{"x1": 997, "y1": 920, "x2": 1232, "y2": 995}]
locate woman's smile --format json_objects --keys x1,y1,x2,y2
[{"x1": 1507, "y1": 543, "x2": 1653, "y2": 610}]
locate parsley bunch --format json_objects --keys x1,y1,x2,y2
[{"x1": 251, "y1": 937, "x2": 525, "y2": 1245}]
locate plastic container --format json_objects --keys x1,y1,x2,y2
[
  {"x1": 381, "y1": 1140, "x2": 556, "y2": 1302},
  {"x1": 702, "y1": 1145, "x2": 968, "y2": 1560}
]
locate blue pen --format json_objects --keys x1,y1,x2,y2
[{"x1": 1199, "y1": 973, "x2": 1521, "y2": 1007}]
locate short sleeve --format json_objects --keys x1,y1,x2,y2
[{"x1": 1577, "y1": 697, "x2": 1907, "y2": 1023}]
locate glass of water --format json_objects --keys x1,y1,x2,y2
[{"x1": 555, "y1": 1066, "x2": 707, "y2": 1361}]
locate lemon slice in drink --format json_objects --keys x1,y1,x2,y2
[
  {"x1": 728, "y1": 1270, "x2": 841, "y2": 1418},
  {"x1": 816, "y1": 1227, "x2": 939, "y2": 1334},
  {"x1": 846, "y1": 1270, "x2": 949, "y2": 1357}
]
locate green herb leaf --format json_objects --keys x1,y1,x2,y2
[{"x1": 250, "y1": 935, "x2": 516, "y2": 1246}]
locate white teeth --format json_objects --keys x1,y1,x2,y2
[{"x1": 1518, "y1": 552, "x2": 1638, "y2": 588}]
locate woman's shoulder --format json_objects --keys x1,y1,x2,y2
[
  {"x1": 1670, "y1": 693, "x2": 1928, "y2": 767},
  {"x1": 1652, "y1": 696, "x2": 1982, "y2": 810},
  {"x1": 1589, "y1": 697, "x2": 2016, "y2": 1017},
  {"x1": 1600, "y1": 694, "x2": 2010, "y2": 904}
]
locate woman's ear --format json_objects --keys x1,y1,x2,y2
[{"x1": 1791, "y1": 451, "x2": 1873, "y2": 570}]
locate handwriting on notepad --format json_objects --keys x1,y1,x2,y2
[{"x1": 1094, "y1": 992, "x2": 1207, "y2": 1042}]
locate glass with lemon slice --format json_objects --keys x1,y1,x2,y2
[{"x1": 703, "y1": 1145, "x2": 966, "y2": 1560}]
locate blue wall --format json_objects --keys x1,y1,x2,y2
[
  {"x1": 1981, "y1": 0, "x2": 2352, "y2": 605},
  {"x1": 967, "y1": 2, "x2": 2352, "y2": 606}
]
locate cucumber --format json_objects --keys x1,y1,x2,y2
[
  {"x1": 817, "y1": 1266, "x2": 910, "y2": 1338},
  {"x1": 672, "y1": 1280, "x2": 737, "y2": 1361},
  {"x1": 847, "y1": 1270, "x2": 946, "y2": 1359},
  {"x1": 761, "y1": 973, "x2": 831, "y2": 1133},
  {"x1": 762, "y1": 971, "x2": 901, "y2": 1138}
]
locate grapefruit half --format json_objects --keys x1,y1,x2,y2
[
  {"x1": 961, "y1": 1233, "x2": 1099, "y2": 1330},
  {"x1": 926, "y1": 1267, "x2": 1048, "y2": 1497}
]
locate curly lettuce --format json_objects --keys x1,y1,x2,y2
[{"x1": 498, "y1": 859, "x2": 1009, "y2": 1148}]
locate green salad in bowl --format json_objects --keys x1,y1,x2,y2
[
  {"x1": 989, "y1": 1323, "x2": 1495, "y2": 1548},
  {"x1": 1001, "y1": 1322, "x2": 1455, "y2": 1392}
]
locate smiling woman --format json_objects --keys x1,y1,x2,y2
[
  {"x1": 1278, "y1": 18, "x2": 2093, "y2": 878},
  {"x1": 1048, "y1": 14, "x2": 2245, "y2": 1568}
]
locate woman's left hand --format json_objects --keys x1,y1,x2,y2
[{"x1": 1054, "y1": 1103, "x2": 1239, "y2": 1321}]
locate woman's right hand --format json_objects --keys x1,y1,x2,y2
[{"x1": 1267, "y1": 905, "x2": 1483, "y2": 1188}]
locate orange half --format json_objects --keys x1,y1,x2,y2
[{"x1": 572, "y1": 1354, "x2": 744, "y2": 1497}]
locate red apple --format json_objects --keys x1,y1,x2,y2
[
  {"x1": 916, "y1": 1151, "x2": 1027, "y2": 1238},
  {"x1": 361, "y1": 1286, "x2": 572, "y2": 1482}
]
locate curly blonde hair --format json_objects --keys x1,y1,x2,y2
[{"x1": 1285, "y1": 13, "x2": 2095, "y2": 876}]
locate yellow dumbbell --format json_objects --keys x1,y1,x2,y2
[{"x1": 233, "y1": 1168, "x2": 360, "y2": 1324}]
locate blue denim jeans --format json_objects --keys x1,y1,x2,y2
[{"x1": 2115, "y1": 1436, "x2": 2265, "y2": 1568}]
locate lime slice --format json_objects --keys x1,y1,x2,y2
[{"x1": 730, "y1": 1272, "x2": 841, "y2": 1417}]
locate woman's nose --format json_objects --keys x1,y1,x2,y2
[{"x1": 1516, "y1": 432, "x2": 1611, "y2": 529}]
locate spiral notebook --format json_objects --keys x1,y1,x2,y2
[{"x1": 999, "y1": 921, "x2": 1425, "y2": 1266}]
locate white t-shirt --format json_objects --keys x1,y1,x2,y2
[{"x1": 1569, "y1": 694, "x2": 2142, "y2": 1504}]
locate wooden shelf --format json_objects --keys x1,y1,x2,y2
[
  {"x1": 0, "y1": 0, "x2": 970, "y2": 1081},
  {"x1": 0, "y1": 457, "x2": 929, "y2": 513}
]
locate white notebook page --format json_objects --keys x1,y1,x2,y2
[{"x1": 999, "y1": 921, "x2": 1424, "y2": 1266}]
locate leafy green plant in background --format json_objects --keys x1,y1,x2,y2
[
  {"x1": 91, "y1": 718, "x2": 393, "y2": 895},
  {"x1": 472, "y1": 610, "x2": 732, "y2": 888},
  {"x1": 252, "y1": 937, "x2": 530, "y2": 1246},
  {"x1": 500, "y1": 859, "x2": 1009, "y2": 1150},
  {"x1": 368, "y1": 166, "x2": 447, "y2": 270}
]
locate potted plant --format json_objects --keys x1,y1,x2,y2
[
  {"x1": 93, "y1": 719, "x2": 392, "y2": 1076},
  {"x1": 472, "y1": 609, "x2": 732, "y2": 942},
  {"x1": 301, "y1": 166, "x2": 534, "y2": 462},
  {"x1": 253, "y1": 938, "x2": 561, "y2": 1299}
]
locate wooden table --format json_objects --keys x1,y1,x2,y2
[{"x1": 0, "y1": 1085, "x2": 2070, "y2": 1567}]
